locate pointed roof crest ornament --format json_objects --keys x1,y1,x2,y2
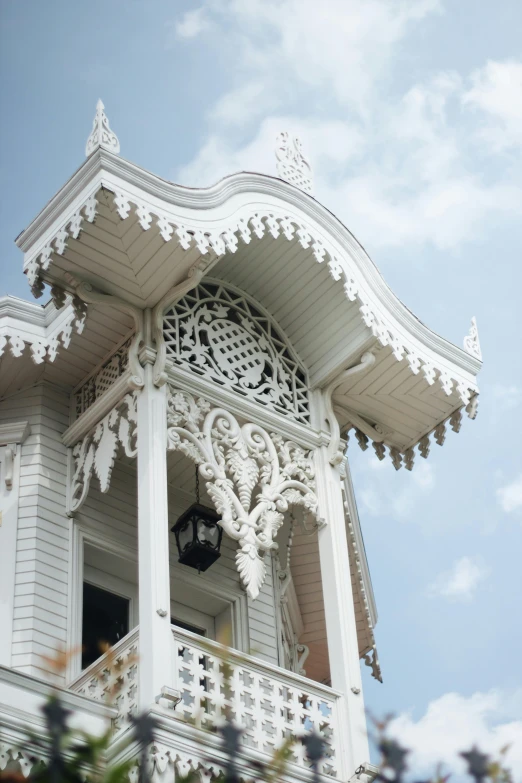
[
  {"x1": 275, "y1": 132, "x2": 313, "y2": 194},
  {"x1": 85, "y1": 99, "x2": 120, "y2": 157},
  {"x1": 463, "y1": 316, "x2": 482, "y2": 360}
]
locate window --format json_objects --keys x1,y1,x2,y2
[
  {"x1": 171, "y1": 617, "x2": 206, "y2": 636},
  {"x1": 81, "y1": 582, "x2": 129, "y2": 669},
  {"x1": 170, "y1": 598, "x2": 215, "y2": 638},
  {"x1": 70, "y1": 538, "x2": 138, "y2": 677}
]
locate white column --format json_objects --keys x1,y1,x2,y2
[
  {"x1": 0, "y1": 445, "x2": 20, "y2": 666},
  {"x1": 313, "y1": 413, "x2": 370, "y2": 776},
  {"x1": 136, "y1": 363, "x2": 173, "y2": 709},
  {"x1": 0, "y1": 423, "x2": 30, "y2": 667}
]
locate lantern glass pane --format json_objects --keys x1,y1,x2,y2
[
  {"x1": 197, "y1": 519, "x2": 219, "y2": 547},
  {"x1": 178, "y1": 520, "x2": 193, "y2": 552}
]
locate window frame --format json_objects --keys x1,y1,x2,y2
[{"x1": 67, "y1": 525, "x2": 139, "y2": 682}]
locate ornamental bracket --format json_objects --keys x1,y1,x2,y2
[
  {"x1": 324, "y1": 351, "x2": 376, "y2": 466},
  {"x1": 64, "y1": 276, "x2": 144, "y2": 386}
]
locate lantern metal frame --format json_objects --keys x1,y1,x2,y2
[{"x1": 171, "y1": 501, "x2": 223, "y2": 573}]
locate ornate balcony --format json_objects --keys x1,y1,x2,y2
[{"x1": 69, "y1": 625, "x2": 341, "y2": 780}]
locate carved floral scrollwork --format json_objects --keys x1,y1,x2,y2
[
  {"x1": 166, "y1": 387, "x2": 321, "y2": 600},
  {"x1": 68, "y1": 392, "x2": 138, "y2": 514}
]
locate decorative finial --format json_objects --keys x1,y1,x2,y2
[
  {"x1": 85, "y1": 99, "x2": 120, "y2": 157},
  {"x1": 275, "y1": 132, "x2": 313, "y2": 194},
  {"x1": 463, "y1": 316, "x2": 482, "y2": 360}
]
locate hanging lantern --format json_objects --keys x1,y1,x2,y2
[{"x1": 171, "y1": 469, "x2": 223, "y2": 572}]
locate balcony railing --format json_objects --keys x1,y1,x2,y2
[
  {"x1": 69, "y1": 626, "x2": 340, "y2": 777},
  {"x1": 173, "y1": 626, "x2": 340, "y2": 777},
  {"x1": 68, "y1": 627, "x2": 139, "y2": 737},
  {"x1": 73, "y1": 337, "x2": 132, "y2": 418}
]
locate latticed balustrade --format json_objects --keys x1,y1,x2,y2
[
  {"x1": 174, "y1": 627, "x2": 339, "y2": 777},
  {"x1": 73, "y1": 337, "x2": 131, "y2": 418},
  {"x1": 69, "y1": 628, "x2": 139, "y2": 736},
  {"x1": 69, "y1": 626, "x2": 340, "y2": 778}
]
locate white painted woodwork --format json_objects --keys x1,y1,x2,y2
[
  {"x1": 0, "y1": 110, "x2": 485, "y2": 782},
  {"x1": 0, "y1": 421, "x2": 31, "y2": 666},
  {"x1": 172, "y1": 626, "x2": 340, "y2": 776},
  {"x1": 0, "y1": 386, "x2": 70, "y2": 682},
  {"x1": 15, "y1": 153, "x2": 480, "y2": 409},
  {"x1": 0, "y1": 444, "x2": 22, "y2": 664},
  {"x1": 313, "y1": 411, "x2": 370, "y2": 775},
  {"x1": 136, "y1": 365, "x2": 173, "y2": 708}
]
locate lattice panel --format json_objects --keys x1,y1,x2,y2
[
  {"x1": 74, "y1": 337, "x2": 131, "y2": 418},
  {"x1": 70, "y1": 633, "x2": 138, "y2": 735},
  {"x1": 174, "y1": 631, "x2": 338, "y2": 777},
  {"x1": 163, "y1": 281, "x2": 310, "y2": 424}
]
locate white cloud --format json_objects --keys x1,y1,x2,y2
[
  {"x1": 178, "y1": 0, "x2": 441, "y2": 113},
  {"x1": 173, "y1": 3, "x2": 522, "y2": 251},
  {"x1": 428, "y1": 556, "x2": 489, "y2": 601},
  {"x1": 463, "y1": 60, "x2": 522, "y2": 151},
  {"x1": 496, "y1": 473, "x2": 522, "y2": 513},
  {"x1": 175, "y1": 7, "x2": 209, "y2": 39},
  {"x1": 387, "y1": 690, "x2": 522, "y2": 779},
  {"x1": 178, "y1": 115, "x2": 364, "y2": 187}
]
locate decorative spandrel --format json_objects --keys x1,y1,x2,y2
[
  {"x1": 163, "y1": 280, "x2": 310, "y2": 424},
  {"x1": 166, "y1": 387, "x2": 321, "y2": 600}
]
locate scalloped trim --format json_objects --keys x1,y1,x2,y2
[{"x1": 25, "y1": 187, "x2": 479, "y2": 407}]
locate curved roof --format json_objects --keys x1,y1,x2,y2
[{"x1": 8, "y1": 143, "x2": 481, "y2": 467}]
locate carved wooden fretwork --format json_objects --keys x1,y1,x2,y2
[
  {"x1": 70, "y1": 630, "x2": 138, "y2": 735},
  {"x1": 27, "y1": 184, "x2": 480, "y2": 409},
  {"x1": 173, "y1": 627, "x2": 338, "y2": 777},
  {"x1": 24, "y1": 193, "x2": 97, "y2": 299},
  {"x1": 85, "y1": 99, "x2": 120, "y2": 157},
  {"x1": 166, "y1": 387, "x2": 321, "y2": 600},
  {"x1": 275, "y1": 132, "x2": 313, "y2": 194},
  {"x1": 163, "y1": 280, "x2": 310, "y2": 424},
  {"x1": 0, "y1": 301, "x2": 85, "y2": 366},
  {"x1": 74, "y1": 337, "x2": 132, "y2": 418},
  {"x1": 0, "y1": 744, "x2": 41, "y2": 779},
  {"x1": 342, "y1": 482, "x2": 382, "y2": 683},
  {"x1": 68, "y1": 392, "x2": 138, "y2": 514},
  {"x1": 346, "y1": 398, "x2": 472, "y2": 472},
  {"x1": 463, "y1": 316, "x2": 482, "y2": 360}
]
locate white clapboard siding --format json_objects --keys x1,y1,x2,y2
[{"x1": 0, "y1": 384, "x2": 70, "y2": 682}]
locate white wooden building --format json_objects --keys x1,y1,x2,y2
[{"x1": 0, "y1": 103, "x2": 482, "y2": 782}]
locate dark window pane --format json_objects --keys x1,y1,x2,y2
[{"x1": 82, "y1": 582, "x2": 129, "y2": 669}]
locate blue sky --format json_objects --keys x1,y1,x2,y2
[{"x1": 1, "y1": 0, "x2": 522, "y2": 775}]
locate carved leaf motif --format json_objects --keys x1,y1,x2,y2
[
  {"x1": 178, "y1": 439, "x2": 205, "y2": 466},
  {"x1": 259, "y1": 508, "x2": 284, "y2": 546},
  {"x1": 118, "y1": 415, "x2": 132, "y2": 456},
  {"x1": 225, "y1": 449, "x2": 259, "y2": 510},
  {"x1": 282, "y1": 487, "x2": 304, "y2": 506},
  {"x1": 93, "y1": 423, "x2": 118, "y2": 492},
  {"x1": 80, "y1": 443, "x2": 95, "y2": 487},
  {"x1": 207, "y1": 481, "x2": 235, "y2": 523},
  {"x1": 236, "y1": 547, "x2": 266, "y2": 601}
]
